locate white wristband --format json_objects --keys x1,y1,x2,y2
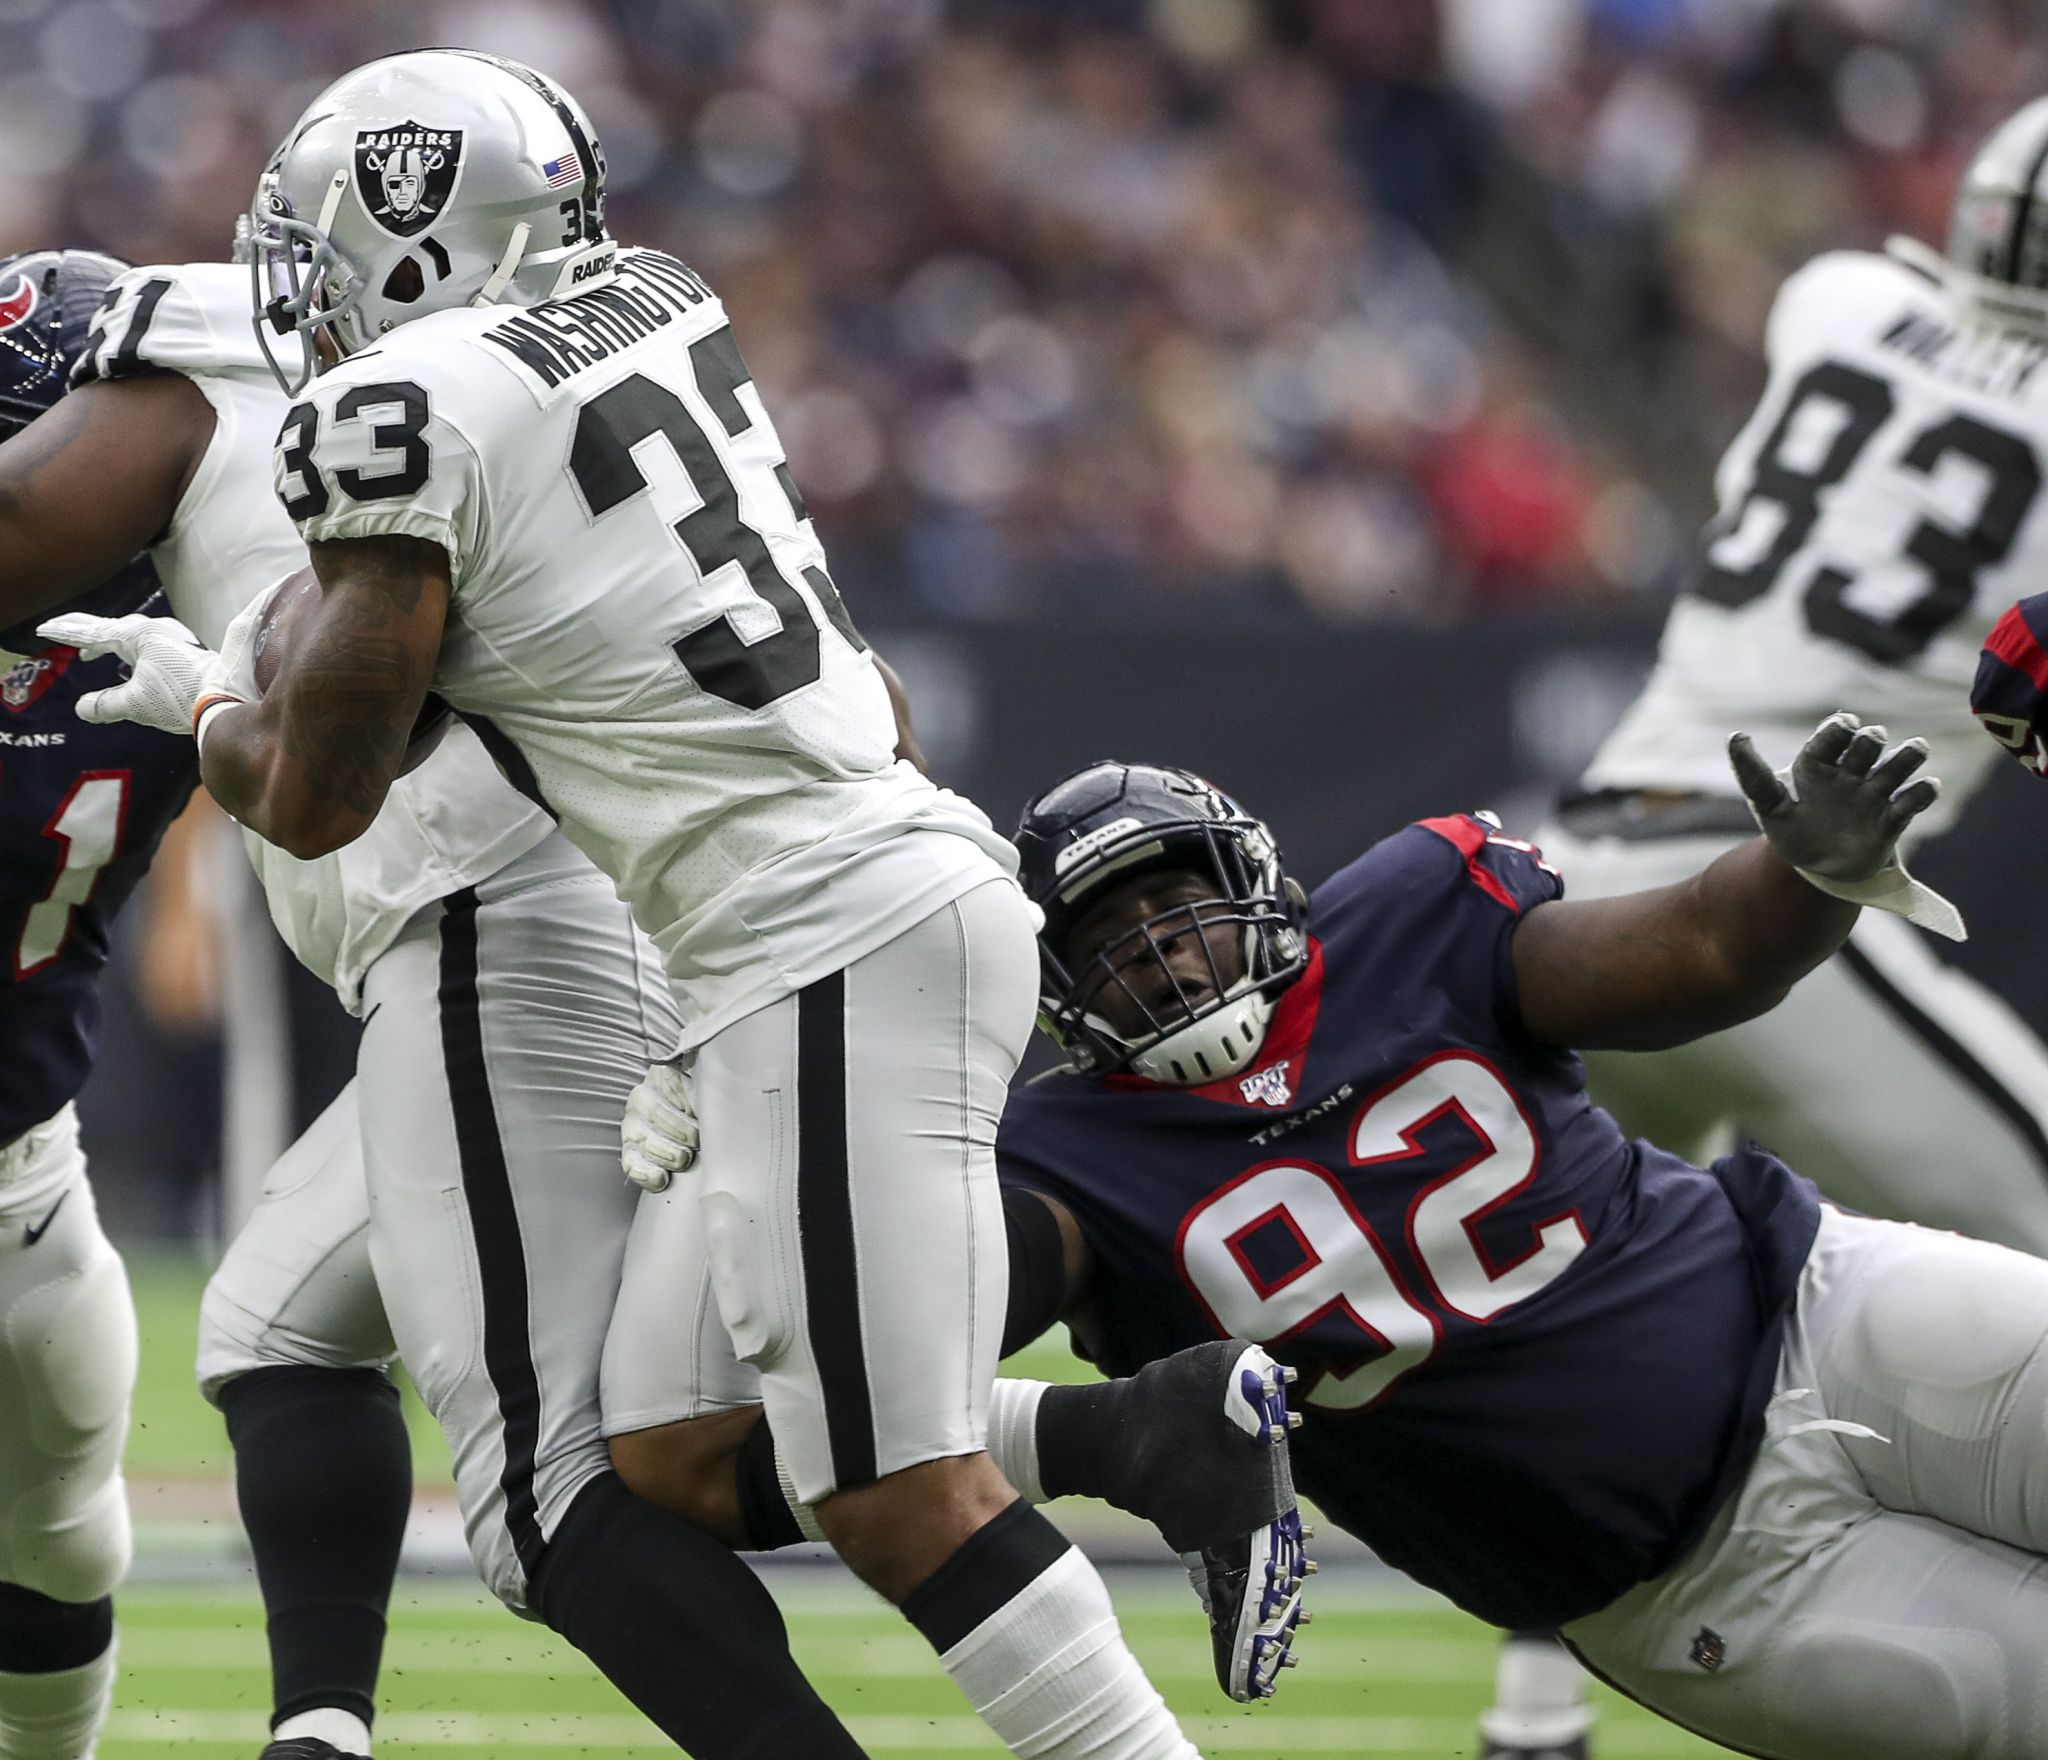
[
  {"x1": 192, "y1": 694, "x2": 245, "y2": 756},
  {"x1": 1795, "y1": 858, "x2": 1966, "y2": 943}
]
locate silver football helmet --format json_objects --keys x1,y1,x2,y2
[
  {"x1": 1891, "y1": 95, "x2": 2048, "y2": 339},
  {"x1": 247, "y1": 49, "x2": 619, "y2": 394}
]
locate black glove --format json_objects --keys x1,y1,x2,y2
[{"x1": 1727, "y1": 712, "x2": 1963, "y2": 941}]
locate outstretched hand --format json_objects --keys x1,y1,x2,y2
[
  {"x1": 1729, "y1": 712, "x2": 1940, "y2": 884},
  {"x1": 1727, "y1": 711, "x2": 1962, "y2": 941}
]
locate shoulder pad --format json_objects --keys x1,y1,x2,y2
[
  {"x1": 1766, "y1": 250, "x2": 1919, "y2": 364},
  {"x1": 71, "y1": 263, "x2": 268, "y2": 387}
]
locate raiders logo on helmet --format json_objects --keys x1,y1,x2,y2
[{"x1": 355, "y1": 122, "x2": 464, "y2": 238}]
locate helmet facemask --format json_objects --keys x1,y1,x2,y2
[
  {"x1": 1039, "y1": 817, "x2": 1307, "y2": 1085},
  {"x1": 248, "y1": 166, "x2": 366, "y2": 397}
]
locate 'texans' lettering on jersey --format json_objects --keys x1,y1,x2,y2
[
  {"x1": 485, "y1": 253, "x2": 713, "y2": 390},
  {"x1": 1878, "y1": 307, "x2": 2048, "y2": 401}
]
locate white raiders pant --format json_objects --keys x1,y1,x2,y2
[
  {"x1": 197, "y1": 832, "x2": 679, "y2": 1613},
  {"x1": 1565, "y1": 1205, "x2": 2048, "y2": 1759},
  {"x1": 1537, "y1": 820, "x2": 2048, "y2": 1256},
  {"x1": 0, "y1": 1106, "x2": 136, "y2": 1606},
  {"x1": 601, "y1": 876, "x2": 1040, "y2": 1505}
]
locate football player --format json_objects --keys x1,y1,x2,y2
[
  {"x1": 25, "y1": 50, "x2": 1313, "y2": 1758},
  {"x1": 1512, "y1": 93, "x2": 2048, "y2": 1760},
  {"x1": 573, "y1": 733, "x2": 2048, "y2": 1759},
  {"x1": 1540, "y1": 94, "x2": 2048, "y2": 1254},
  {"x1": 65, "y1": 48, "x2": 1228, "y2": 1760},
  {"x1": 0, "y1": 249, "x2": 198, "y2": 1760}
]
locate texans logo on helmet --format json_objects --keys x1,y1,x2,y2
[
  {"x1": 0, "y1": 274, "x2": 37, "y2": 332},
  {"x1": 355, "y1": 122, "x2": 464, "y2": 238}
]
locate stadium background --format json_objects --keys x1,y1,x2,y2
[{"x1": 2, "y1": 0, "x2": 2043, "y2": 1753}]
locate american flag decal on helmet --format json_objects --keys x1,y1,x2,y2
[{"x1": 541, "y1": 154, "x2": 580, "y2": 190}]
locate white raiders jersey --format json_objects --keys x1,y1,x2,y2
[
  {"x1": 275, "y1": 248, "x2": 1016, "y2": 1046},
  {"x1": 75, "y1": 264, "x2": 553, "y2": 1007},
  {"x1": 1584, "y1": 248, "x2": 2048, "y2": 840}
]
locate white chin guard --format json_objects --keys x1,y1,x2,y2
[{"x1": 1127, "y1": 989, "x2": 1277, "y2": 1086}]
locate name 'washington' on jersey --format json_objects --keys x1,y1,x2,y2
[
  {"x1": 276, "y1": 248, "x2": 1015, "y2": 1045},
  {"x1": 73, "y1": 262, "x2": 555, "y2": 1009},
  {"x1": 1585, "y1": 248, "x2": 2048, "y2": 838},
  {"x1": 996, "y1": 818, "x2": 1823, "y2": 1632}
]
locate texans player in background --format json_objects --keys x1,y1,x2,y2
[
  {"x1": 0, "y1": 251, "x2": 198, "y2": 1759},
  {"x1": 597, "y1": 725, "x2": 2048, "y2": 1758}
]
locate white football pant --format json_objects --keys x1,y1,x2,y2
[
  {"x1": 0, "y1": 1105, "x2": 135, "y2": 1609},
  {"x1": 1567, "y1": 1205, "x2": 2048, "y2": 1759},
  {"x1": 1538, "y1": 823, "x2": 2048, "y2": 1256},
  {"x1": 199, "y1": 831, "x2": 679, "y2": 1613},
  {"x1": 603, "y1": 876, "x2": 1039, "y2": 1503}
]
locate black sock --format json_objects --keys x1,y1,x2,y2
[
  {"x1": 218, "y1": 1366, "x2": 410, "y2": 1729},
  {"x1": 532, "y1": 1471, "x2": 865, "y2": 1760},
  {"x1": 900, "y1": 1500, "x2": 1070, "y2": 1653},
  {"x1": 0, "y1": 1583, "x2": 111, "y2": 1673},
  {"x1": 999, "y1": 1187, "x2": 1069, "y2": 1359},
  {"x1": 734, "y1": 1417, "x2": 807, "y2": 1552},
  {"x1": 1032, "y1": 1379, "x2": 1130, "y2": 1502}
]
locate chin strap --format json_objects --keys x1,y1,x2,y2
[{"x1": 472, "y1": 222, "x2": 532, "y2": 309}]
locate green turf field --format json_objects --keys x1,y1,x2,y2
[
  {"x1": 115, "y1": 1251, "x2": 1730, "y2": 1756},
  {"x1": 104, "y1": 1579, "x2": 1728, "y2": 1758}
]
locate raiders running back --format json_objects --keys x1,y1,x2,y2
[
  {"x1": 1539, "y1": 100, "x2": 2048, "y2": 1255},
  {"x1": 272, "y1": 243, "x2": 1014, "y2": 1043}
]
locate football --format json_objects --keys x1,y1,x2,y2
[{"x1": 249, "y1": 566, "x2": 451, "y2": 773}]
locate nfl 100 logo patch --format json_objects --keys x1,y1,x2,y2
[
  {"x1": 356, "y1": 123, "x2": 465, "y2": 238},
  {"x1": 1238, "y1": 1060, "x2": 1294, "y2": 1109},
  {"x1": 1, "y1": 653, "x2": 56, "y2": 711}
]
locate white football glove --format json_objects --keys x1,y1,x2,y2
[
  {"x1": 1729, "y1": 711, "x2": 1964, "y2": 941},
  {"x1": 35, "y1": 609, "x2": 252, "y2": 739},
  {"x1": 622, "y1": 1058, "x2": 700, "y2": 1194}
]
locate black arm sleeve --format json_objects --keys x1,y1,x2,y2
[{"x1": 1000, "y1": 1185, "x2": 1070, "y2": 1358}]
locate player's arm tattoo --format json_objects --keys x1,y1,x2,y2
[
  {"x1": 1512, "y1": 837, "x2": 1859, "y2": 1052},
  {"x1": 0, "y1": 375, "x2": 212, "y2": 620},
  {"x1": 200, "y1": 535, "x2": 448, "y2": 859}
]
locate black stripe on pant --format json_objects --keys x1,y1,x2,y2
[
  {"x1": 1840, "y1": 940, "x2": 2048, "y2": 1188},
  {"x1": 797, "y1": 970, "x2": 879, "y2": 1488},
  {"x1": 438, "y1": 888, "x2": 549, "y2": 1579}
]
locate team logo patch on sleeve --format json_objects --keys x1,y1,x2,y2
[{"x1": 355, "y1": 123, "x2": 464, "y2": 237}]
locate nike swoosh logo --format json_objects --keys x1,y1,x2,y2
[{"x1": 24, "y1": 1190, "x2": 66, "y2": 1246}]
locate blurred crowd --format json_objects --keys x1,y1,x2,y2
[{"x1": 2, "y1": 0, "x2": 2045, "y2": 623}]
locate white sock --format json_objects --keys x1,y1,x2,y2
[
  {"x1": 273, "y1": 1706, "x2": 374, "y2": 1755},
  {"x1": 0, "y1": 1637, "x2": 118, "y2": 1760},
  {"x1": 937, "y1": 1546, "x2": 1197, "y2": 1760},
  {"x1": 985, "y1": 1379, "x2": 1051, "y2": 1505},
  {"x1": 1478, "y1": 1633, "x2": 1594, "y2": 1748}
]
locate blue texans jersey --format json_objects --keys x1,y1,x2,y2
[
  {"x1": 997, "y1": 816, "x2": 1823, "y2": 1631},
  {"x1": 0, "y1": 563, "x2": 198, "y2": 1143}
]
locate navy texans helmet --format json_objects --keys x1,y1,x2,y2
[
  {"x1": 0, "y1": 248, "x2": 160, "y2": 653},
  {"x1": 0, "y1": 249, "x2": 127, "y2": 438},
  {"x1": 1016, "y1": 762, "x2": 1308, "y2": 1084}
]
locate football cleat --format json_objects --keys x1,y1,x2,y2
[
  {"x1": 259, "y1": 1741, "x2": 370, "y2": 1760},
  {"x1": 1171, "y1": 1344, "x2": 1311, "y2": 1702},
  {"x1": 1479, "y1": 1743, "x2": 1589, "y2": 1760}
]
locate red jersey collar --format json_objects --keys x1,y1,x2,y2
[{"x1": 1101, "y1": 939, "x2": 1326, "y2": 1111}]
